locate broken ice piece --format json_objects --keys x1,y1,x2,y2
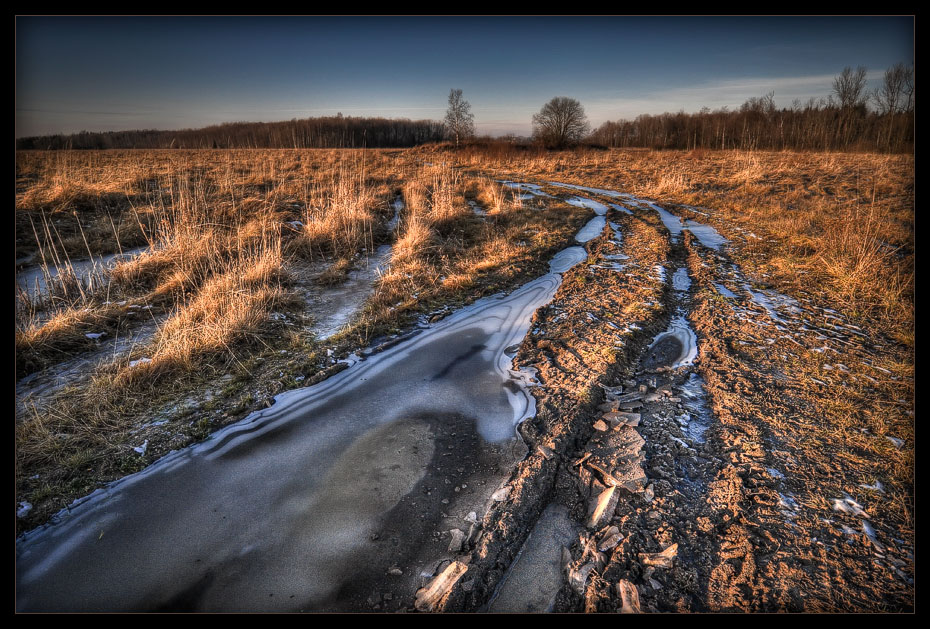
[
  {"x1": 132, "y1": 440, "x2": 148, "y2": 455},
  {"x1": 129, "y1": 357, "x2": 152, "y2": 368},
  {"x1": 85, "y1": 332, "x2": 106, "y2": 340},
  {"x1": 17, "y1": 502, "x2": 32, "y2": 518},
  {"x1": 859, "y1": 481, "x2": 885, "y2": 493}
]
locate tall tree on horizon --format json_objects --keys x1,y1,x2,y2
[{"x1": 444, "y1": 89, "x2": 475, "y2": 147}]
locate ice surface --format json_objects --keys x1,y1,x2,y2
[
  {"x1": 565, "y1": 196, "x2": 608, "y2": 215},
  {"x1": 672, "y1": 268, "x2": 691, "y2": 292},
  {"x1": 16, "y1": 233, "x2": 592, "y2": 611},
  {"x1": 574, "y1": 216, "x2": 606, "y2": 243},
  {"x1": 683, "y1": 219, "x2": 728, "y2": 250}
]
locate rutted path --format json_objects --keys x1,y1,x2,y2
[{"x1": 15, "y1": 181, "x2": 913, "y2": 612}]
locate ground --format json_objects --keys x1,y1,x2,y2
[{"x1": 15, "y1": 148, "x2": 913, "y2": 612}]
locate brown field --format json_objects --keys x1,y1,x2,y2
[{"x1": 15, "y1": 146, "x2": 914, "y2": 611}]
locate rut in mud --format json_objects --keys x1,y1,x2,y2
[{"x1": 431, "y1": 186, "x2": 912, "y2": 613}]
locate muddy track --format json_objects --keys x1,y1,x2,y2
[{"x1": 424, "y1": 188, "x2": 913, "y2": 613}]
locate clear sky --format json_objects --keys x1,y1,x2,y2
[{"x1": 15, "y1": 16, "x2": 914, "y2": 138}]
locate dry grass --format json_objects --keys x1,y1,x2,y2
[
  {"x1": 15, "y1": 148, "x2": 591, "y2": 529},
  {"x1": 453, "y1": 146, "x2": 914, "y2": 346}
]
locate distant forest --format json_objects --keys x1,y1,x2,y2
[
  {"x1": 16, "y1": 115, "x2": 447, "y2": 150},
  {"x1": 590, "y1": 96, "x2": 913, "y2": 153}
]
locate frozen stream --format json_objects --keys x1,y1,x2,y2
[
  {"x1": 16, "y1": 231, "x2": 590, "y2": 611},
  {"x1": 17, "y1": 246, "x2": 149, "y2": 300}
]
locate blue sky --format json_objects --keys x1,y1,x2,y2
[{"x1": 15, "y1": 16, "x2": 914, "y2": 138}]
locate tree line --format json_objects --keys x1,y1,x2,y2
[
  {"x1": 16, "y1": 115, "x2": 447, "y2": 150},
  {"x1": 590, "y1": 65, "x2": 914, "y2": 153},
  {"x1": 17, "y1": 64, "x2": 913, "y2": 153}
]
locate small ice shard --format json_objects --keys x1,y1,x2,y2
[
  {"x1": 128, "y1": 357, "x2": 152, "y2": 368},
  {"x1": 17, "y1": 502, "x2": 33, "y2": 518},
  {"x1": 840, "y1": 524, "x2": 858, "y2": 536},
  {"x1": 132, "y1": 440, "x2": 148, "y2": 455},
  {"x1": 85, "y1": 332, "x2": 106, "y2": 340},
  {"x1": 859, "y1": 481, "x2": 885, "y2": 493},
  {"x1": 464, "y1": 511, "x2": 478, "y2": 524},
  {"x1": 886, "y1": 436, "x2": 904, "y2": 449}
]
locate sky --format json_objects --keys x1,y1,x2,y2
[{"x1": 15, "y1": 16, "x2": 914, "y2": 138}]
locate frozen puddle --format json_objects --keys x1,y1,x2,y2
[
  {"x1": 714, "y1": 283, "x2": 737, "y2": 298},
  {"x1": 16, "y1": 240, "x2": 591, "y2": 611},
  {"x1": 17, "y1": 246, "x2": 149, "y2": 300},
  {"x1": 643, "y1": 315, "x2": 699, "y2": 370},
  {"x1": 488, "y1": 503, "x2": 578, "y2": 613},
  {"x1": 565, "y1": 196, "x2": 608, "y2": 215},
  {"x1": 683, "y1": 219, "x2": 728, "y2": 250},
  {"x1": 575, "y1": 216, "x2": 606, "y2": 243},
  {"x1": 672, "y1": 268, "x2": 692, "y2": 292},
  {"x1": 742, "y1": 284, "x2": 801, "y2": 326},
  {"x1": 678, "y1": 373, "x2": 712, "y2": 443},
  {"x1": 547, "y1": 181, "x2": 624, "y2": 198},
  {"x1": 308, "y1": 245, "x2": 393, "y2": 339},
  {"x1": 387, "y1": 197, "x2": 404, "y2": 231},
  {"x1": 499, "y1": 181, "x2": 552, "y2": 198},
  {"x1": 608, "y1": 202, "x2": 633, "y2": 215},
  {"x1": 468, "y1": 200, "x2": 487, "y2": 216}
]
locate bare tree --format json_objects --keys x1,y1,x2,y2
[
  {"x1": 873, "y1": 62, "x2": 915, "y2": 114},
  {"x1": 833, "y1": 66, "x2": 869, "y2": 110},
  {"x1": 444, "y1": 89, "x2": 475, "y2": 147},
  {"x1": 532, "y1": 97, "x2": 590, "y2": 149}
]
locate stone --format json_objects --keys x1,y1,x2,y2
[
  {"x1": 617, "y1": 579, "x2": 641, "y2": 613},
  {"x1": 639, "y1": 543, "x2": 678, "y2": 568},
  {"x1": 448, "y1": 528, "x2": 466, "y2": 552},
  {"x1": 587, "y1": 486, "x2": 619, "y2": 529},
  {"x1": 593, "y1": 420, "x2": 609, "y2": 432},
  {"x1": 598, "y1": 526, "x2": 624, "y2": 552},
  {"x1": 414, "y1": 561, "x2": 469, "y2": 612}
]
